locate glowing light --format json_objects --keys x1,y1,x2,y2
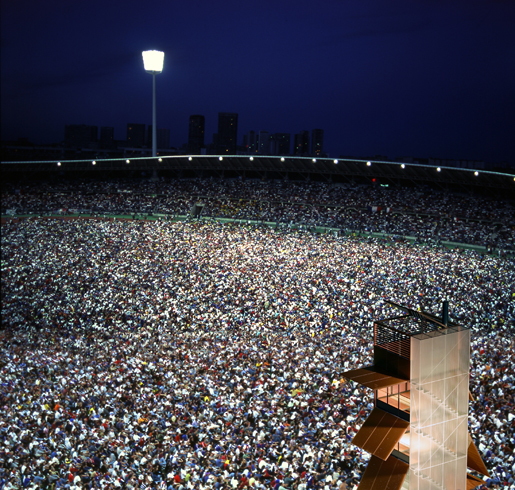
[
  {"x1": 474, "y1": 171, "x2": 479, "y2": 176},
  {"x1": 437, "y1": 167, "x2": 441, "y2": 172},
  {"x1": 280, "y1": 157, "x2": 285, "y2": 162},
  {"x1": 219, "y1": 156, "x2": 223, "y2": 161},
  {"x1": 57, "y1": 162, "x2": 61, "y2": 166},
  {"x1": 142, "y1": 50, "x2": 164, "y2": 73},
  {"x1": 249, "y1": 157, "x2": 254, "y2": 161},
  {"x1": 401, "y1": 164, "x2": 405, "y2": 169},
  {"x1": 92, "y1": 161, "x2": 96, "y2": 165},
  {"x1": 399, "y1": 433, "x2": 411, "y2": 447},
  {"x1": 188, "y1": 156, "x2": 193, "y2": 161},
  {"x1": 334, "y1": 159, "x2": 338, "y2": 164},
  {"x1": 312, "y1": 158, "x2": 317, "y2": 163},
  {"x1": 366, "y1": 161, "x2": 371, "y2": 166},
  {"x1": 126, "y1": 159, "x2": 130, "y2": 164},
  {"x1": 158, "y1": 158, "x2": 162, "y2": 162}
]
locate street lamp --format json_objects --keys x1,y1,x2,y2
[{"x1": 142, "y1": 50, "x2": 164, "y2": 158}]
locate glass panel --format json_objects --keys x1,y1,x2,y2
[{"x1": 410, "y1": 329, "x2": 470, "y2": 489}]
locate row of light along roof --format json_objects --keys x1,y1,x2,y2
[
  {"x1": 48, "y1": 156, "x2": 501, "y2": 178},
  {"x1": 4, "y1": 155, "x2": 513, "y2": 180}
]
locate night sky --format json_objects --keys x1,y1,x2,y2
[{"x1": 2, "y1": 0, "x2": 515, "y2": 163}]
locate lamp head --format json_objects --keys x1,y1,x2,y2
[{"x1": 142, "y1": 50, "x2": 164, "y2": 73}]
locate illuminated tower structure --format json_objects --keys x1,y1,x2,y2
[{"x1": 342, "y1": 300, "x2": 489, "y2": 490}]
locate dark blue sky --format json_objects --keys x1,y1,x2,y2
[{"x1": 2, "y1": 0, "x2": 515, "y2": 162}]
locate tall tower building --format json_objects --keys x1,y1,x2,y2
[
  {"x1": 272, "y1": 133, "x2": 291, "y2": 156},
  {"x1": 188, "y1": 115, "x2": 205, "y2": 154},
  {"x1": 216, "y1": 112, "x2": 238, "y2": 154},
  {"x1": 244, "y1": 131, "x2": 257, "y2": 153},
  {"x1": 342, "y1": 300, "x2": 489, "y2": 490},
  {"x1": 127, "y1": 123, "x2": 146, "y2": 147},
  {"x1": 258, "y1": 131, "x2": 271, "y2": 155},
  {"x1": 311, "y1": 129, "x2": 324, "y2": 156},
  {"x1": 294, "y1": 130, "x2": 310, "y2": 156}
]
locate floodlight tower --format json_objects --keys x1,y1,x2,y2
[{"x1": 142, "y1": 50, "x2": 164, "y2": 158}]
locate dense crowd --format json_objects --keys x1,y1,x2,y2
[
  {"x1": 1, "y1": 217, "x2": 514, "y2": 490},
  {"x1": 2, "y1": 179, "x2": 514, "y2": 250}
]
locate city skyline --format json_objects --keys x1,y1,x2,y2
[{"x1": 1, "y1": 1, "x2": 515, "y2": 164}]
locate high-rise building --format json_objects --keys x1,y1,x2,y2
[
  {"x1": 127, "y1": 123, "x2": 146, "y2": 147},
  {"x1": 272, "y1": 133, "x2": 291, "y2": 155},
  {"x1": 216, "y1": 113, "x2": 238, "y2": 154},
  {"x1": 258, "y1": 131, "x2": 271, "y2": 155},
  {"x1": 100, "y1": 127, "x2": 114, "y2": 149},
  {"x1": 64, "y1": 125, "x2": 98, "y2": 148},
  {"x1": 293, "y1": 130, "x2": 309, "y2": 156},
  {"x1": 243, "y1": 131, "x2": 257, "y2": 153},
  {"x1": 188, "y1": 115, "x2": 205, "y2": 154},
  {"x1": 311, "y1": 129, "x2": 324, "y2": 156}
]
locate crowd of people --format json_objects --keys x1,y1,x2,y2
[
  {"x1": 2, "y1": 178, "x2": 513, "y2": 250},
  {"x1": 1, "y1": 216, "x2": 514, "y2": 489}
]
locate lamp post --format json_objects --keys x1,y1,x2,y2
[{"x1": 142, "y1": 50, "x2": 164, "y2": 158}]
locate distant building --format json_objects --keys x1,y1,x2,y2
[
  {"x1": 100, "y1": 127, "x2": 114, "y2": 149},
  {"x1": 272, "y1": 133, "x2": 291, "y2": 156},
  {"x1": 127, "y1": 123, "x2": 146, "y2": 147},
  {"x1": 188, "y1": 115, "x2": 205, "y2": 154},
  {"x1": 216, "y1": 113, "x2": 238, "y2": 154},
  {"x1": 243, "y1": 131, "x2": 257, "y2": 154},
  {"x1": 294, "y1": 130, "x2": 310, "y2": 156},
  {"x1": 311, "y1": 129, "x2": 324, "y2": 156},
  {"x1": 258, "y1": 131, "x2": 271, "y2": 155},
  {"x1": 64, "y1": 125, "x2": 98, "y2": 148}
]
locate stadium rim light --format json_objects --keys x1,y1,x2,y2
[
  {"x1": 334, "y1": 159, "x2": 338, "y2": 164},
  {"x1": 437, "y1": 167, "x2": 441, "y2": 172},
  {"x1": 474, "y1": 171, "x2": 479, "y2": 176},
  {"x1": 401, "y1": 164, "x2": 405, "y2": 169},
  {"x1": 57, "y1": 162, "x2": 61, "y2": 166},
  {"x1": 366, "y1": 161, "x2": 371, "y2": 166}
]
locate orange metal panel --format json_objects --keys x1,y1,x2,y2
[
  {"x1": 466, "y1": 473, "x2": 485, "y2": 490},
  {"x1": 468, "y1": 435, "x2": 490, "y2": 477},
  {"x1": 352, "y1": 408, "x2": 409, "y2": 461},
  {"x1": 342, "y1": 367, "x2": 408, "y2": 390},
  {"x1": 357, "y1": 455, "x2": 409, "y2": 490}
]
